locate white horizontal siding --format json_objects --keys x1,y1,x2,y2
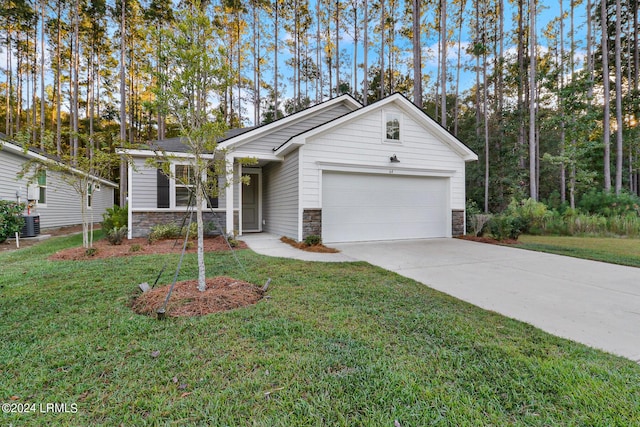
[
  {"x1": 302, "y1": 106, "x2": 466, "y2": 210},
  {"x1": 262, "y1": 150, "x2": 299, "y2": 239}
]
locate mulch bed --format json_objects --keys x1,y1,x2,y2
[
  {"x1": 280, "y1": 236, "x2": 340, "y2": 253},
  {"x1": 131, "y1": 276, "x2": 264, "y2": 317},
  {"x1": 456, "y1": 235, "x2": 521, "y2": 245},
  {"x1": 48, "y1": 235, "x2": 247, "y2": 261}
]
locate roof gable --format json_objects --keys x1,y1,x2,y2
[
  {"x1": 275, "y1": 93, "x2": 478, "y2": 162},
  {"x1": 217, "y1": 94, "x2": 362, "y2": 151}
]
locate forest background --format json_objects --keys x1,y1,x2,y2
[{"x1": 1, "y1": 0, "x2": 638, "y2": 213}]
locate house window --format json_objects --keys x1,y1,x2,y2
[
  {"x1": 37, "y1": 170, "x2": 47, "y2": 204},
  {"x1": 385, "y1": 112, "x2": 401, "y2": 142},
  {"x1": 175, "y1": 164, "x2": 196, "y2": 207},
  {"x1": 87, "y1": 183, "x2": 93, "y2": 208}
]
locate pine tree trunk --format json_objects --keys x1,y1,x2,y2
[
  {"x1": 614, "y1": 0, "x2": 623, "y2": 194},
  {"x1": 412, "y1": 0, "x2": 422, "y2": 108},
  {"x1": 601, "y1": 0, "x2": 611, "y2": 192},
  {"x1": 529, "y1": 0, "x2": 537, "y2": 200}
]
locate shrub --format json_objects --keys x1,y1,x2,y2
[
  {"x1": 465, "y1": 200, "x2": 491, "y2": 236},
  {"x1": 0, "y1": 201, "x2": 26, "y2": 244},
  {"x1": 578, "y1": 190, "x2": 640, "y2": 217},
  {"x1": 304, "y1": 235, "x2": 322, "y2": 246},
  {"x1": 148, "y1": 223, "x2": 182, "y2": 243},
  {"x1": 505, "y1": 198, "x2": 551, "y2": 235},
  {"x1": 106, "y1": 226, "x2": 128, "y2": 245},
  {"x1": 102, "y1": 204, "x2": 128, "y2": 231},
  {"x1": 129, "y1": 244, "x2": 142, "y2": 253},
  {"x1": 488, "y1": 214, "x2": 526, "y2": 241}
]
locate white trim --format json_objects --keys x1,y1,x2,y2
[
  {"x1": 382, "y1": 109, "x2": 403, "y2": 143},
  {"x1": 119, "y1": 148, "x2": 216, "y2": 160},
  {"x1": 316, "y1": 161, "x2": 456, "y2": 177},
  {"x1": 297, "y1": 149, "x2": 305, "y2": 242},
  {"x1": 131, "y1": 208, "x2": 231, "y2": 213},
  {"x1": 225, "y1": 154, "x2": 235, "y2": 235},
  {"x1": 232, "y1": 151, "x2": 282, "y2": 162},
  {"x1": 127, "y1": 163, "x2": 133, "y2": 239}
]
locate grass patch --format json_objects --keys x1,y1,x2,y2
[
  {"x1": 1, "y1": 233, "x2": 639, "y2": 425},
  {"x1": 518, "y1": 235, "x2": 640, "y2": 268}
]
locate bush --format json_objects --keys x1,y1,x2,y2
[
  {"x1": 578, "y1": 190, "x2": 640, "y2": 217},
  {"x1": 304, "y1": 235, "x2": 322, "y2": 246},
  {"x1": 106, "y1": 226, "x2": 128, "y2": 245},
  {"x1": 148, "y1": 223, "x2": 182, "y2": 243},
  {"x1": 505, "y1": 198, "x2": 551, "y2": 235},
  {"x1": 488, "y1": 214, "x2": 526, "y2": 241},
  {"x1": 0, "y1": 201, "x2": 25, "y2": 243},
  {"x1": 102, "y1": 204, "x2": 128, "y2": 231},
  {"x1": 466, "y1": 199, "x2": 491, "y2": 236}
]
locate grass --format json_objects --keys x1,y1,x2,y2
[
  {"x1": 518, "y1": 235, "x2": 640, "y2": 268},
  {"x1": 1, "y1": 233, "x2": 639, "y2": 426}
]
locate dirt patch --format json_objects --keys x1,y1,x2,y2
[
  {"x1": 49, "y1": 235, "x2": 247, "y2": 261},
  {"x1": 456, "y1": 235, "x2": 521, "y2": 245},
  {"x1": 280, "y1": 236, "x2": 340, "y2": 253},
  {"x1": 131, "y1": 276, "x2": 264, "y2": 317}
]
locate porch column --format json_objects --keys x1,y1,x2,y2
[{"x1": 225, "y1": 154, "x2": 234, "y2": 235}]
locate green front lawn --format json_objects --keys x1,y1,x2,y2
[
  {"x1": 1, "y1": 234, "x2": 639, "y2": 425},
  {"x1": 518, "y1": 235, "x2": 640, "y2": 267}
]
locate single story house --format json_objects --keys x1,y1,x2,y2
[
  {"x1": 0, "y1": 135, "x2": 117, "y2": 229},
  {"x1": 122, "y1": 93, "x2": 477, "y2": 243}
]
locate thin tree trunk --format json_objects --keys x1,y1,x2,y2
[
  {"x1": 412, "y1": 0, "x2": 422, "y2": 108},
  {"x1": 613, "y1": 0, "x2": 623, "y2": 194},
  {"x1": 601, "y1": 0, "x2": 611, "y2": 192},
  {"x1": 274, "y1": 0, "x2": 279, "y2": 112},
  {"x1": 439, "y1": 0, "x2": 446, "y2": 124},
  {"x1": 559, "y1": 0, "x2": 566, "y2": 203},
  {"x1": 529, "y1": 0, "x2": 537, "y2": 200},
  {"x1": 453, "y1": 0, "x2": 465, "y2": 136},
  {"x1": 40, "y1": 0, "x2": 46, "y2": 145},
  {"x1": 119, "y1": 0, "x2": 128, "y2": 206},
  {"x1": 363, "y1": 0, "x2": 368, "y2": 105},
  {"x1": 335, "y1": 0, "x2": 339, "y2": 94},
  {"x1": 380, "y1": 0, "x2": 385, "y2": 99},
  {"x1": 56, "y1": 0, "x2": 62, "y2": 154}
]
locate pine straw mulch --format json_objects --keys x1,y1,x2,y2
[
  {"x1": 132, "y1": 276, "x2": 265, "y2": 317},
  {"x1": 456, "y1": 235, "x2": 521, "y2": 245},
  {"x1": 48, "y1": 235, "x2": 247, "y2": 261},
  {"x1": 280, "y1": 236, "x2": 340, "y2": 253}
]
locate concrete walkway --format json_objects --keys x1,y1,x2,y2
[
  {"x1": 239, "y1": 233, "x2": 356, "y2": 262},
  {"x1": 332, "y1": 238, "x2": 640, "y2": 362}
]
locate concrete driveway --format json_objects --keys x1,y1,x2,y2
[{"x1": 333, "y1": 238, "x2": 640, "y2": 361}]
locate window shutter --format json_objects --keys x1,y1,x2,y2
[
  {"x1": 157, "y1": 169, "x2": 170, "y2": 208},
  {"x1": 207, "y1": 168, "x2": 219, "y2": 208}
]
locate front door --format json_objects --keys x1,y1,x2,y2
[{"x1": 242, "y1": 172, "x2": 260, "y2": 232}]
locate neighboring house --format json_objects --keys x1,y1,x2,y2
[
  {"x1": 0, "y1": 136, "x2": 117, "y2": 230},
  {"x1": 122, "y1": 93, "x2": 477, "y2": 243}
]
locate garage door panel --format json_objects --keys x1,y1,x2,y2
[{"x1": 322, "y1": 172, "x2": 449, "y2": 243}]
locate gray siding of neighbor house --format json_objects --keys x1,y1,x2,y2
[
  {"x1": 236, "y1": 103, "x2": 353, "y2": 155},
  {"x1": 0, "y1": 148, "x2": 116, "y2": 229},
  {"x1": 262, "y1": 149, "x2": 299, "y2": 239}
]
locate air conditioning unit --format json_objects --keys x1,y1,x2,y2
[{"x1": 27, "y1": 185, "x2": 39, "y2": 200}]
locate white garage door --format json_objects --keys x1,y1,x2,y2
[{"x1": 322, "y1": 172, "x2": 450, "y2": 243}]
